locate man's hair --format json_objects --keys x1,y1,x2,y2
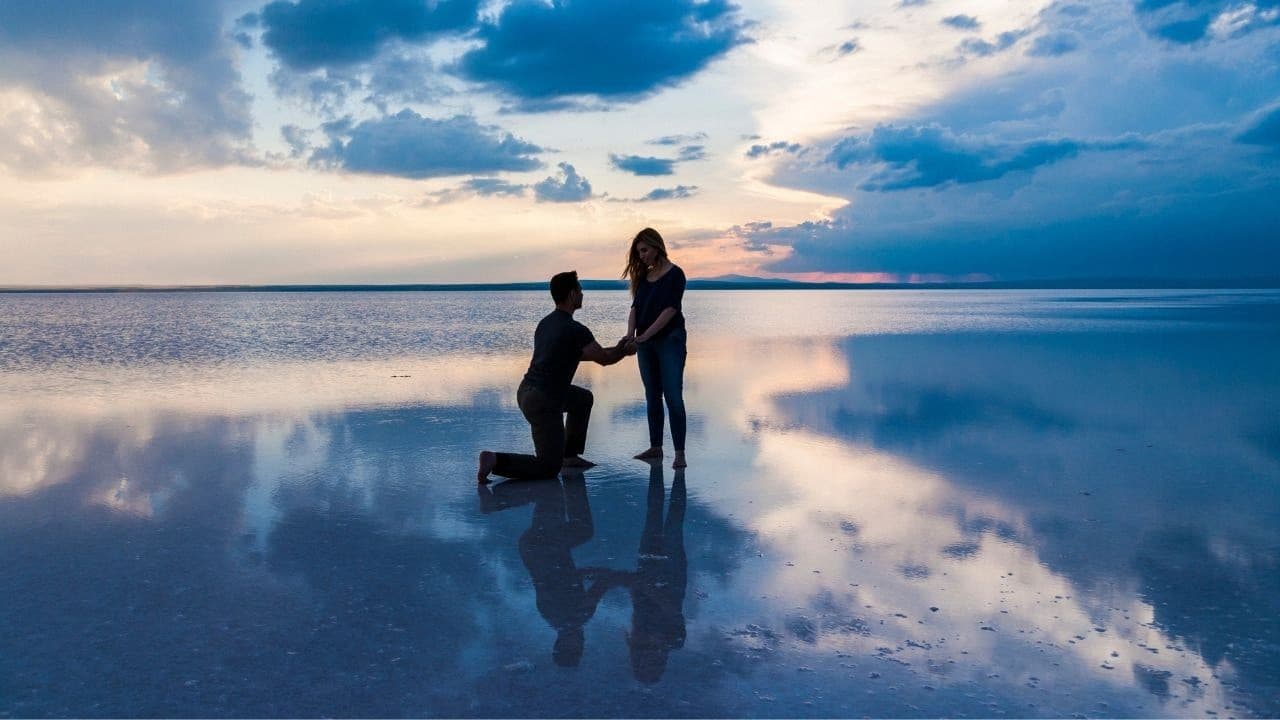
[{"x1": 550, "y1": 270, "x2": 581, "y2": 303}]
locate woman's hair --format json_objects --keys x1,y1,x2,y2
[{"x1": 622, "y1": 227, "x2": 669, "y2": 296}]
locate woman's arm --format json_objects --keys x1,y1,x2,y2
[
  {"x1": 636, "y1": 307, "x2": 677, "y2": 343},
  {"x1": 627, "y1": 306, "x2": 637, "y2": 339}
]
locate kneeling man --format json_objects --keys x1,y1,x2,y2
[{"x1": 478, "y1": 271, "x2": 634, "y2": 482}]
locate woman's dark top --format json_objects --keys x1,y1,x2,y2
[{"x1": 633, "y1": 264, "x2": 686, "y2": 340}]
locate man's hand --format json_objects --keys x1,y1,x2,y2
[{"x1": 615, "y1": 336, "x2": 638, "y2": 356}]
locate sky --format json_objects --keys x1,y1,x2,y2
[{"x1": 0, "y1": 0, "x2": 1278, "y2": 285}]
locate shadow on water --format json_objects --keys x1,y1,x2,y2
[
  {"x1": 626, "y1": 464, "x2": 688, "y2": 685},
  {"x1": 480, "y1": 474, "x2": 622, "y2": 668},
  {"x1": 478, "y1": 462, "x2": 690, "y2": 684}
]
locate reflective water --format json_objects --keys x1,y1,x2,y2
[{"x1": 1, "y1": 290, "x2": 1278, "y2": 717}]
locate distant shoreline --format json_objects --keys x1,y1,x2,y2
[{"x1": 3, "y1": 278, "x2": 1279, "y2": 293}]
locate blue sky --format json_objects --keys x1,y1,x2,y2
[{"x1": 0, "y1": 0, "x2": 1276, "y2": 284}]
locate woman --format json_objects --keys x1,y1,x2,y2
[{"x1": 623, "y1": 227, "x2": 688, "y2": 469}]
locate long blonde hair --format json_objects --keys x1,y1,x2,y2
[{"x1": 622, "y1": 227, "x2": 669, "y2": 296}]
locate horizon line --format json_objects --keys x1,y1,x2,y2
[{"x1": 3, "y1": 276, "x2": 1280, "y2": 293}]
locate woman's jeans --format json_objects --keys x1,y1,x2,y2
[{"x1": 636, "y1": 327, "x2": 687, "y2": 452}]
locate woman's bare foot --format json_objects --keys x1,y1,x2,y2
[
  {"x1": 634, "y1": 446, "x2": 663, "y2": 460},
  {"x1": 561, "y1": 455, "x2": 597, "y2": 469},
  {"x1": 672, "y1": 451, "x2": 687, "y2": 469},
  {"x1": 477, "y1": 451, "x2": 497, "y2": 484}
]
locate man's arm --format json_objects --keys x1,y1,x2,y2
[{"x1": 580, "y1": 339, "x2": 631, "y2": 366}]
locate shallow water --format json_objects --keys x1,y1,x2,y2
[{"x1": 2, "y1": 289, "x2": 1278, "y2": 717}]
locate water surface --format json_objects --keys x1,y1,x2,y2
[{"x1": 2, "y1": 290, "x2": 1278, "y2": 717}]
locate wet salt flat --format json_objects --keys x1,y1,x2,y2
[{"x1": 1, "y1": 289, "x2": 1278, "y2": 718}]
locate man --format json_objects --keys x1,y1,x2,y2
[{"x1": 477, "y1": 271, "x2": 635, "y2": 482}]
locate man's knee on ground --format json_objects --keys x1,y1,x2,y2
[{"x1": 534, "y1": 455, "x2": 563, "y2": 478}]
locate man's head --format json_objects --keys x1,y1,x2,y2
[{"x1": 550, "y1": 270, "x2": 583, "y2": 310}]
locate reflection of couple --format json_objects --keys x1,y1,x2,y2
[
  {"x1": 478, "y1": 462, "x2": 686, "y2": 682},
  {"x1": 478, "y1": 228, "x2": 687, "y2": 483}
]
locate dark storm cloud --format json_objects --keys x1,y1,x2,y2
[
  {"x1": 609, "y1": 154, "x2": 676, "y2": 176},
  {"x1": 311, "y1": 110, "x2": 543, "y2": 178},
  {"x1": 451, "y1": 0, "x2": 750, "y2": 105},
  {"x1": 250, "y1": 0, "x2": 480, "y2": 71},
  {"x1": 827, "y1": 125, "x2": 1132, "y2": 191},
  {"x1": 0, "y1": 0, "x2": 253, "y2": 172},
  {"x1": 533, "y1": 162, "x2": 593, "y2": 202}
]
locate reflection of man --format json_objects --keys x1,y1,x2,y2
[
  {"x1": 625, "y1": 462, "x2": 688, "y2": 683},
  {"x1": 478, "y1": 271, "x2": 635, "y2": 483},
  {"x1": 478, "y1": 473, "x2": 626, "y2": 667}
]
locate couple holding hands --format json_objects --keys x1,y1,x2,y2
[{"x1": 478, "y1": 228, "x2": 688, "y2": 482}]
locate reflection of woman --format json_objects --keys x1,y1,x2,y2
[
  {"x1": 478, "y1": 475, "x2": 625, "y2": 667},
  {"x1": 625, "y1": 462, "x2": 687, "y2": 684},
  {"x1": 623, "y1": 228, "x2": 688, "y2": 469}
]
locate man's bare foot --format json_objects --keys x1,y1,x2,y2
[
  {"x1": 561, "y1": 455, "x2": 596, "y2": 469},
  {"x1": 634, "y1": 446, "x2": 663, "y2": 460},
  {"x1": 673, "y1": 451, "x2": 687, "y2": 469},
  {"x1": 477, "y1": 451, "x2": 496, "y2": 484}
]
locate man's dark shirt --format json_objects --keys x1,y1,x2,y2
[
  {"x1": 633, "y1": 264, "x2": 686, "y2": 340},
  {"x1": 522, "y1": 309, "x2": 595, "y2": 400}
]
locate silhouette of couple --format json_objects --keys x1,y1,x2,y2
[
  {"x1": 478, "y1": 228, "x2": 688, "y2": 482},
  {"x1": 478, "y1": 461, "x2": 686, "y2": 683}
]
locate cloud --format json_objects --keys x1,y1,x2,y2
[
  {"x1": 826, "y1": 124, "x2": 1139, "y2": 191},
  {"x1": 750, "y1": 180, "x2": 1280, "y2": 280},
  {"x1": 1027, "y1": 31, "x2": 1082, "y2": 56},
  {"x1": 311, "y1": 110, "x2": 543, "y2": 178},
  {"x1": 423, "y1": 176, "x2": 530, "y2": 204},
  {"x1": 739, "y1": 0, "x2": 1280, "y2": 282},
  {"x1": 648, "y1": 132, "x2": 708, "y2": 146},
  {"x1": 746, "y1": 141, "x2": 802, "y2": 158},
  {"x1": 452, "y1": 0, "x2": 750, "y2": 105},
  {"x1": 678, "y1": 145, "x2": 708, "y2": 161},
  {"x1": 1237, "y1": 102, "x2": 1280, "y2": 146},
  {"x1": 463, "y1": 177, "x2": 528, "y2": 197},
  {"x1": 281, "y1": 124, "x2": 312, "y2": 158},
  {"x1": 0, "y1": 0, "x2": 253, "y2": 173},
  {"x1": 251, "y1": 0, "x2": 480, "y2": 71},
  {"x1": 942, "y1": 15, "x2": 981, "y2": 30},
  {"x1": 637, "y1": 185, "x2": 698, "y2": 202},
  {"x1": 958, "y1": 29, "x2": 1030, "y2": 57},
  {"x1": 533, "y1": 162, "x2": 593, "y2": 202},
  {"x1": 834, "y1": 39, "x2": 861, "y2": 57},
  {"x1": 609, "y1": 154, "x2": 676, "y2": 176},
  {"x1": 1133, "y1": 0, "x2": 1280, "y2": 44},
  {"x1": 362, "y1": 53, "x2": 448, "y2": 110}
]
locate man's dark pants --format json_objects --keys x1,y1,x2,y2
[{"x1": 493, "y1": 381, "x2": 593, "y2": 479}]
